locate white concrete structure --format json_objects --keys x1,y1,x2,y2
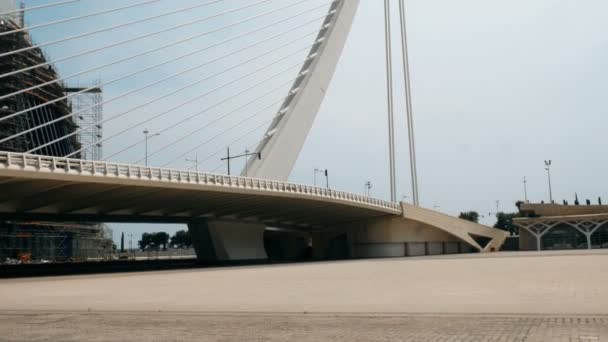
[
  {"x1": 0, "y1": 0, "x2": 509, "y2": 263},
  {"x1": 515, "y1": 203, "x2": 608, "y2": 251},
  {"x1": 0, "y1": 152, "x2": 507, "y2": 261},
  {"x1": 245, "y1": 0, "x2": 359, "y2": 180}
]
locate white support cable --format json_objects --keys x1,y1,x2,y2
[
  {"x1": 0, "y1": 16, "x2": 329, "y2": 147},
  {"x1": 0, "y1": 0, "x2": 329, "y2": 110},
  {"x1": 0, "y1": 0, "x2": 161, "y2": 37},
  {"x1": 0, "y1": 0, "x2": 232, "y2": 61},
  {"x1": 59, "y1": 47, "x2": 316, "y2": 158},
  {"x1": 384, "y1": 0, "x2": 397, "y2": 203},
  {"x1": 147, "y1": 97, "x2": 285, "y2": 167},
  {"x1": 0, "y1": 0, "x2": 311, "y2": 100},
  {"x1": 104, "y1": 31, "x2": 317, "y2": 164},
  {"x1": 79, "y1": 55, "x2": 310, "y2": 161},
  {"x1": 0, "y1": 0, "x2": 78, "y2": 16},
  {"x1": 398, "y1": 0, "x2": 420, "y2": 206},
  {"x1": 133, "y1": 75, "x2": 299, "y2": 164},
  {"x1": 0, "y1": 0, "x2": 316, "y2": 80},
  {"x1": 211, "y1": 162, "x2": 227, "y2": 173},
  {"x1": 171, "y1": 109, "x2": 277, "y2": 169},
  {"x1": 105, "y1": 54, "x2": 308, "y2": 161},
  {"x1": 0, "y1": 1, "x2": 332, "y2": 124}
]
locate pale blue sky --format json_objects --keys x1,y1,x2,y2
[{"x1": 16, "y1": 0, "x2": 608, "y2": 242}]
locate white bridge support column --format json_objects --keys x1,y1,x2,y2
[
  {"x1": 244, "y1": 0, "x2": 360, "y2": 180},
  {"x1": 347, "y1": 203, "x2": 508, "y2": 258},
  {"x1": 188, "y1": 220, "x2": 267, "y2": 262}
]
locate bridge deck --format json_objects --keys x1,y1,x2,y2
[{"x1": 0, "y1": 152, "x2": 400, "y2": 228}]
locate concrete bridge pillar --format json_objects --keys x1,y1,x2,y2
[
  {"x1": 188, "y1": 220, "x2": 267, "y2": 263},
  {"x1": 311, "y1": 231, "x2": 351, "y2": 260}
]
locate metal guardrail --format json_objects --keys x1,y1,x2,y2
[{"x1": 0, "y1": 152, "x2": 401, "y2": 213}]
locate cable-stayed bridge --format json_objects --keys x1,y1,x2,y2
[{"x1": 0, "y1": 0, "x2": 507, "y2": 261}]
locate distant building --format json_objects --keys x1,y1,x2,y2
[{"x1": 514, "y1": 202, "x2": 608, "y2": 251}]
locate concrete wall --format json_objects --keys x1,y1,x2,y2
[
  {"x1": 350, "y1": 216, "x2": 462, "y2": 244},
  {"x1": 347, "y1": 216, "x2": 465, "y2": 259},
  {"x1": 188, "y1": 220, "x2": 267, "y2": 262},
  {"x1": 406, "y1": 242, "x2": 426, "y2": 256},
  {"x1": 445, "y1": 242, "x2": 460, "y2": 254},
  {"x1": 353, "y1": 243, "x2": 405, "y2": 258},
  {"x1": 427, "y1": 242, "x2": 444, "y2": 255}
]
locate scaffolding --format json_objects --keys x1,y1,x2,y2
[
  {"x1": 66, "y1": 84, "x2": 103, "y2": 161},
  {"x1": 0, "y1": 221, "x2": 115, "y2": 263},
  {"x1": 0, "y1": 18, "x2": 81, "y2": 157},
  {"x1": 0, "y1": 17, "x2": 111, "y2": 264}
]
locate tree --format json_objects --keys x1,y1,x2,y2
[
  {"x1": 138, "y1": 232, "x2": 153, "y2": 251},
  {"x1": 138, "y1": 232, "x2": 171, "y2": 251},
  {"x1": 152, "y1": 232, "x2": 170, "y2": 251},
  {"x1": 459, "y1": 211, "x2": 480, "y2": 223},
  {"x1": 494, "y1": 212, "x2": 518, "y2": 236},
  {"x1": 171, "y1": 230, "x2": 192, "y2": 248}
]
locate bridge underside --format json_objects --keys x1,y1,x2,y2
[
  {"x1": 0, "y1": 159, "x2": 506, "y2": 262},
  {"x1": 0, "y1": 175, "x2": 392, "y2": 227}
]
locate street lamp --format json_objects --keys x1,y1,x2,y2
[
  {"x1": 186, "y1": 153, "x2": 199, "y2": 172},
  {"x1": 221, "y1": 148, "x2": 261, "y2": 176},
  {"x1": 364, "y1": 181, "x2": 373, "y2": 196},
  {"x1": 143, "y1": 129, "x2": 160, "y2": 166},
  {"x1": 545, "y1": 160, "x2": 553, "y2": 203},
  {"x1": 314, "y1": 168, "x2": 329, "y2": 188},
  {"x1": 522, "y1": 176, "x2": 529, "y2": 202}
]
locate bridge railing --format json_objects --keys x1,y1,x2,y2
[{"x1": 0, "y1": 152, "x2": 401, "y2": 213}]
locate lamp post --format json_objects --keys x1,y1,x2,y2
[
  {"x1": 186, "y1": 153, "x2": 199, "y2": 172},
  {"x1": 314, "y1": 168, "x2": 329, "y2": 188},
  {"x1": 314, "y1": 168, "x2": 324, "y2": 187},
  {"x1": 143, "y1": 129, "x2": 160, "y2": 166},
  {"x1": 364, "y1": 181, "x2": 373, "y2": 196},
  {"x1": 545, "y1": 160, "x2": 553, "y2": 203},
  {"x1": 522, "y1": 176, "x2": 529, "y2": 202},
  {"x1": 221, "y1": 149, "x2": 261, "y2": 176}
]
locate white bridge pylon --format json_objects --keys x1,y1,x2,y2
[{"x1": 245, "y1": 0, "x2": 359, "y2": 180}]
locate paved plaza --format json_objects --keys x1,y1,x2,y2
[{"x1": 1, "y1": 251, "x2": 607, "y2": 341}]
